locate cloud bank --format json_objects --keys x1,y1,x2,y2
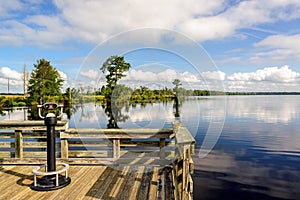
[
  {"x1": 1, "y1": 65, "x2": 299, "y2": 93},
  {"x1": 228, "y1": 65, "x2": 300, "y2": 83},
  {"x1": 1, "y1": 0, "x2": 300, "y2": 46},
  {"x1": 77, "y1": 65, "x2": 299, "y2": 92},
  {"x1": 226, "y1": 65, "x2": 300, "y2": 91}
]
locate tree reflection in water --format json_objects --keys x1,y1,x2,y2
[
  {"x1": 102, "y1": 85, "x2": 131, "y2": 128},
  {"x1": 102, "y1": 100, "x2": 129, "y2": 128}
]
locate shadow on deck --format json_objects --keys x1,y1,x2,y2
[{"x1": 0, "y1": 165, "x2": 173, "y2": 200}]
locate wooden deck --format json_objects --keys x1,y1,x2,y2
[
  {"x1": 0, "y1": 120, "x2": 195, "y2": 200},
  {"x1": 0, "y1": 165, "x2": 173, "y2": 200}
]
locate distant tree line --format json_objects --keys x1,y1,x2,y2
[
  {"x1": 94, "y1": 85, "x2": 174, "y2": 103},
  {"x1": 1, "y1": 56, "x2": 300, "y2": 109}
]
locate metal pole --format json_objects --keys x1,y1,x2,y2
[{"x1": 45, "y1": 114, "x2": 57, "y2": 172}]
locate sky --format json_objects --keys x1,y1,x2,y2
[{"x1": 0, "y1": 0, "x2": 300, "y2": 93}]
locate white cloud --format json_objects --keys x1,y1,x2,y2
[
  {"x1": 225, "y1": 65, "x2": 300, "y2": 92},
  {"x1": 228, "y1": 65, "x2": 300, "y2": 83},
  {"x1": 58, "y1": 70, "x2": 68, "y2": 81},
  {"x1": 224, "y1": 0, "x2": 300, "y2": 26},
  {"x1": 0, "y1": 1, "x2": 73, "y2": 47},
  {"x1": 0, "y1": 67, "x2": 22, "y2": 80},
  {"x1": 123, "y1": 68, "x2": 201, "y2": 83},
  {"x1": 256, "y1": 34, "x2": 300, "y2": 49},
  {"x1": 1, "y1": 0, "x2": 300, "y2": 46},
  {"x1": 54, "y1": 0, "x2": 225, "y2": 38},
  {"x1": 66, "y1": 64, "x2": 300, "y2": 92},
  {"x1": 124, "y1": 69, "x2": 175, "y2": 82},
  {"x1": 225, "y1": 80, "x2": 300, "y2": 92},
  {"x1": 253, "y1": 34, "x2": 300, "y2": 61},
  {"x1": 0, "y1": 0, "x2": 24, "y2": 19},
  {"x1": 80, "y1": 69, "x2": 100, "y2": 80},
  {"x1": 0, "y1": 67, "x2": 23, "y2": 93},
  {"x1": 124, "y1": 67, "x2": 228, "y2": 83},
  {"x1": 24, "y1": 15, "x2": 73, "y2": 44},
  {"x1": 177, "y1": 16, "x2": 235, "y2": 41},
  {"x1": 202, "y1": 71, "x2": 226, "y2": 81},
  {"x1": 52, "y1": 0, "x2": 300, "y2": 43},
  {"x1": 121, "y1": 66, "x2": 300, "y2": 92}
]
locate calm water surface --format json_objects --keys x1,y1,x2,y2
[
  {"x1": 1, "y1": 95, "x2": 300, "y2": 200},
  {"x1": 192, "y1": 96, "x2": 300, "y2": 200}
]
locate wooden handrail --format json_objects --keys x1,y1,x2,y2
[
  {"x1": 172, "y1": 121, "x2": 195, "y2": 200},
  {"x1": 60, "y1": 128, "x2": 173, "y2": 160},
  {"x1": 0, "y1": 121, "x2": 174, "y2": 164},
  {"x1": 0, "y1": 121, "x2": 67, "y2": 159},
  {"x1": 0, "y1": 120, "x2": 68, "y2": 131},
  {"x1": 61, "y1": 128, "x2": 173, "y2": 138},
  {"x1": 173, "y1": 121, "x2": 196, "y2": 145}
]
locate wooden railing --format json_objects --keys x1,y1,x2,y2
[
  {"x1": 172, "y1": 121, "x2": 195, "y2": 200},
  {"x1": 0, "y1": 121, "x2": 175, "y2": 165},
  {"x1": 0, "y1": 120, "x2": 68, "y2": 160},
  {"x1": 0, "y1": 120, "x2": 195, "y2": 199},
  {"x1": 59, "y1": 128, "x2": 174, "y2": 165}
]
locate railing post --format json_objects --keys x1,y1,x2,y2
[
  {"x1": 61, "y1": 137, "x2": 69, "y2": 159},
  {"x1": 15, "y1": 130, "x2": 23, "y2": 158},
  {"x1": 182, "y1": 145, "x2": 190, "y2": 200},
  {"x1": 113, "y1": 139, "x2": 120, "y2": 158},
  {"x1": 160, "y1": 138, "x2": 166, "y2": 159}
]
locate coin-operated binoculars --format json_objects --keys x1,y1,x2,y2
[{"x1": 31, "y1": 102, "x2": 71, "y2": 191}]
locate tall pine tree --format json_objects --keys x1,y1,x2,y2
[
  {"x1": 28, "y1": 59, "x2": 64, "y2": 105},
  {"x1": 100, "y1": 55, "x2": 131, "y2": 99}
]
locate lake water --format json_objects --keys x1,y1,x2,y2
[{"x1": 1, "y1": 95, "x2": 300, "y2": 200}]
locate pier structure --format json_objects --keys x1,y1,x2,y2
[{"x1": 0, "y1": 120, "x2": 195, "y2": 200}]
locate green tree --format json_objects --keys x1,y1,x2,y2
[
  {"x1": 172, "y1": 79, "x2": 182, "y2": 88},
  {"x1": 172, "y1": 79, "x2": 182, "y2": 94},
  {"x1": 27, "y1": 59, "x2": 64, "y2": 105},
  {"x1": 62, "y1": 87, "x2": 78, "y2": 104},
  {"x1": 100, "y1": 56, "x2": 131, "y2": 128},
  {"x1": 100, "y1": 55, "x2": 131, "y2": 99}
]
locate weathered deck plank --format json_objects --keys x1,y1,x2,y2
[
  {"x1": 0, "y1": 165, "x2": 172, "y2": 199},
  {"x1": 128, "y1": 166, "x2": 145, "y2": 200},
  {"x1": 116, "y1": 166, "x2": 144, "y2": 200},
  {"x1": 148, "y1": 167, "x2": 159, "y2": 199}
]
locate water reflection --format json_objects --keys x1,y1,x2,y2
[
  {"x1": 1, "y1": 96, "x2": 300, "y2": 200},
  {"x1": 102, "y1": 100, "x2": 130, "y2": 128},
  {"x1": 192, "y1": 95, "x2": 300, "y2": 200},
  {"x1": 193, "y1": 148, "x2": 300, "y2": 200},
  {"x1": 173, "y1": 96, "x2": 181, "y2": 118},
  {"x1": 226, "y1": 95, "x2": 300, "y2": 124},
  {"x1": 2, "y1": 96, "x2": 299, "y2": 126},
  {"x1": 70, "y1": 101, "x2": 176, "y2": 129},
  {"x1": 0, "y1": 107, "x2": 28, "y2": 120}
]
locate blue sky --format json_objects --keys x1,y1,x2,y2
[{"x1": 0, "y1": 0, "x2": 300, "y2": 93}]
